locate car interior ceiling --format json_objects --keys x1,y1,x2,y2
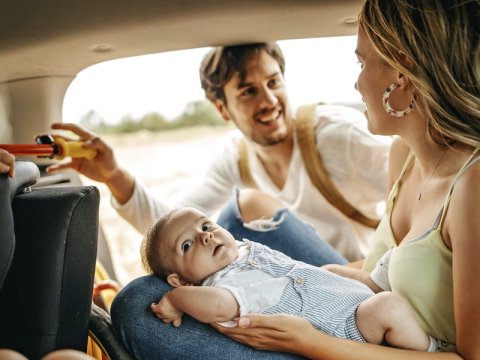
[{"x1": 0, "y1": 0, "x2": 361, "y2": 144}]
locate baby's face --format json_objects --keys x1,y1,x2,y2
[{"x1": 159, "y1": 208, "x2": 238, "y2": 284}]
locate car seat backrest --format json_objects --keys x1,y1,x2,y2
[
  {"x1": 0, "y1": 161, "x2": 99, "y2": 359},
  {"x1": 0, "y1": 161, "x2": 40, "y2": 289}
]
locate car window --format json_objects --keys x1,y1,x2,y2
[
  {"x1": 63, "y1": 36, "x2": 361, "y2": 125},
  {"x1": 62, "y1": 36, "x2": 364, "y2": 285}
]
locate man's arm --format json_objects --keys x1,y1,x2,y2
[
  {"x1": 47, "y1": 123, "x2": 136, "y2": 204},
  {"x1": 47, "y1": 123, "x2": 240, "y2": 233},
  {"x1": 151, "y1": 286, "x2": 239, "y2": 326}
]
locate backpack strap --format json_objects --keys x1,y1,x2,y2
[
  {"x1": 238, "y1": 138, "x2": 258, "y2": 188},
  {"x1": 296, "y1": 103, "x2": 380, "y2": 228}
]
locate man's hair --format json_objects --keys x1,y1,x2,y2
[
  {"x1": 359, "y1": 0, "x2": 480, "y2": 148},
  {"x1": 199, "y1": 42, "x2": 286, "y2": 104},
  {"x1": 140, "y1": 209, "x2": 181, "y2": 279}
]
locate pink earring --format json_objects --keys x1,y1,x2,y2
[{"x1": 382, "y1": 83, "x2": 415, "y2": 117}]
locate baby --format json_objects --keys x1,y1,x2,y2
[{"x1": 142, "y1": 207, "x2": 443, "y2": 352}]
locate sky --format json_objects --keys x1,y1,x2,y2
[{"x1": 62, "y1": 36, "x2": 361, "y2": 124}]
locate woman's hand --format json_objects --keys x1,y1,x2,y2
[
  {"x1": 211, "y1": 313, "x2": 315, "y2": 354},
  {"x1": 0, "y1": 149, "x2": 15, "y2": 177}
]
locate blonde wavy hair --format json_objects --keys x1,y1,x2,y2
[{"x1": 359, "y1": 0, "x2": 480, "y2": 147}]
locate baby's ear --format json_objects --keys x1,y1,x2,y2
[{"x1": 166, "y1": 273, "x2": 191, "y2": 287}]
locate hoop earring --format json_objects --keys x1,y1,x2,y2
[{"x1": 382, "y1": 83, "x2": 415, "y2": 117}]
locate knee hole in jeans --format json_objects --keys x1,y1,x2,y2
[{"x1": 237, "y1": 188, "x2": 284, "y2": 222}]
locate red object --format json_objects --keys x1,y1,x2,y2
[
  {"x1": 92, "y1": 280, "x2": 121, "y2": 297},
  {"x1": 0, "y1": 144, "x2": 56, "y2": 157}
]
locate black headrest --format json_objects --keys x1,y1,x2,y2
[
  {"x1": 8, "y1": 161, "x2": 40, "y2": 201},
  {"x1": 0, "y1": 161, "x2": 40, "y2": 290}
]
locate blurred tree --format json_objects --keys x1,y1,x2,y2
[
  {"x1": 115, "y1": 115, "x2": 140, "y2": 133},
  {"x1": 78, "y1": 110, "x2": 109, "y2": 133},
  {"x1": 139, "y1": 112, "x2": 169, "y2": 131},
  {"x1": 175, "y1": 101, "x2": 224, "y2": 128},
  {"x1": 78, "y1": 100, "x2": 226, "y2": 134}
]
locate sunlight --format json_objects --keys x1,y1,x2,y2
[{"x1": 63, "y1": 36, "x2": 360, "y2": 124}]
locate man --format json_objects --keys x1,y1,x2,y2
[{"x1": 49, "y1": 42, "x2": 389, "y2": 262}]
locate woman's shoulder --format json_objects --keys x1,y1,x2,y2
[
  {"x1": 448, "y1": 150, "x2": 480, "y2": 214},
  {"x1": 443, "y1": 149, "x2": 480, "y2": 247}
]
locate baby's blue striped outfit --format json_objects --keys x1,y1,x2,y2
[{"x1": 205, "y1": 240, "x2": 374, "y2": 341}]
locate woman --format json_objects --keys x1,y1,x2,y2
[{"x1": 214, "y1": 0, "x2": 480, "y2": 359}]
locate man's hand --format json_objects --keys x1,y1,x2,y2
[
  {"x1": 47, "y1": 123, "x2": 135, "y2": 204},
  {"x1": 47, "y1": 123, "x2": 118, "y2": 183},
  {"x1": 151, "y1": 293, "x2": 184, "y2": 327}
]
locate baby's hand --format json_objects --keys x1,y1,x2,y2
[
  {"x1": 0, "y1": 149, "x2": 15, "y2": 177},
  {"x1": 151, "y1": 293, "x2": 184, "y2": 327}
]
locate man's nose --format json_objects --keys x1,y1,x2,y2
[{"x1": 259, "y1": 87, "x2": 277, "y2": 107}]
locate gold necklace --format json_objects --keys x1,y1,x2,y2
[{"x1": 417, "y1": 149, "x2": 448, "y2": 201}]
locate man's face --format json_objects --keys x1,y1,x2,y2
[
  {"x1": 216, "y1": 51, "x2": 293, "y2": 146},
  {"x1": 159, "y1": 208, "x2": 238, "y2": 285}
]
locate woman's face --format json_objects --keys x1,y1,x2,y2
[{"x1": 355, "y1": 29, "x2": 407, "y2": 135}]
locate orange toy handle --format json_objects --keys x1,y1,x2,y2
[{"x1": 0, "y1": 140, "x2": 97, "y2": 160}]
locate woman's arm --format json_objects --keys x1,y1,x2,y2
[
  {"x1": 322, "y1": 264, "x2": 382, "y2": 293},
  {"x1": 445, "y1": 160, "x2": 480, "y2": 360},
  {"x1": 212, "y1": 314, "x2": 461, "y2": 360}
]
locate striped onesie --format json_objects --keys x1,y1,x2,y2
[{"x1": 202, "y1": 240, "x2": 374, "y2": 341}]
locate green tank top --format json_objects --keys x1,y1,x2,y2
[{"x1": 363, "y1": 148, "x2": 480, "y2": 344}]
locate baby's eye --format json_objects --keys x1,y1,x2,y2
[
  {"x1": 182, "y1": 240, "x2": 193, "y2": 252},
  {"x1": 201, "y1": 223, "x2": 213, "y2": 231}
]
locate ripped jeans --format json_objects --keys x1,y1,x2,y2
[
  {"x1": 111, "y1": 191, "x2": 347, "y2": 359},
  {"x1": 216, "y1": 189, "x2": 347, "y2": 266}
]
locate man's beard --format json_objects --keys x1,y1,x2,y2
[{"x1": 250, "y1": 129, "x2": 289, "y2": 146}]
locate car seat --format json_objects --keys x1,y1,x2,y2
[
  {"x1": 0, "y1": 161, "x2": 99, "y2": 358},
  {"x1": 0, "y1": 161, "x2": 133, "y2": 359}
]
